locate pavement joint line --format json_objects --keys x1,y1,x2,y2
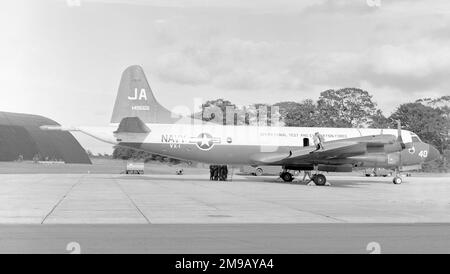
[
  {"x1": 113, "y1": 178, "x2": 152, "y2": 224},
  {"x1": 41, "y1": 174, "x2": 86, "y2": 224}
]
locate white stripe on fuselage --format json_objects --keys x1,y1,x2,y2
[{"x1": 80, "y1": 124, "x2": 412, "y2": 148}]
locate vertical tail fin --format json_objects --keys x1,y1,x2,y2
[{"x1": 110, "y1": 65, "x2": 180, "y2": 124}]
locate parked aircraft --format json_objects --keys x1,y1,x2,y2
[{"x1": 41, "y1": 66, "x2": 440, "y2": 185}]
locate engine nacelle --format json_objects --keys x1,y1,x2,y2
[
  {"x1": 349, "y1": 152, "x2": 401, "y2": 167},
  {"x1": 384, "y1": 143, "x2": 404, "y2": 154}
]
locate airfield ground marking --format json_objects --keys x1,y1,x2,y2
[
  {"x1": 41, "y1": 174, "x2": 86, "y2": 224},
  {"x1": 113, "y1": 177, "x2": 152, "y2": 224}
]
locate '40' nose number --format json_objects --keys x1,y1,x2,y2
[{"x1": 418, "y1": 150, "x2": 428, "y2": 158}]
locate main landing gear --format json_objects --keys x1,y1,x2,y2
[
  {"x1": 280, "y1": 171, "x2": 294, "y2": 182},
  {"x1": 280, "y1": 170, "x2": 328, "y2": 186},
  {"x1": 311, "y1": 174, "x2": 327, "y2": 186}
]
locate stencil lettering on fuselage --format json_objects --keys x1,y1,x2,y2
[
  {"x1": 161, "y1": 134, "x2": 187, "y2": 149},
  {"x1": 161, "y1": 133, "x2": 221, "y2": 151}
]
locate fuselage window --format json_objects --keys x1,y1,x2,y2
[{"x1": 411, "y1": 136, "x2": 421, "y2": 143}]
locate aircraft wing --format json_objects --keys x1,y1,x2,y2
[{"x1": 250, "y1": 134, "x2": 398, "y2": 165}]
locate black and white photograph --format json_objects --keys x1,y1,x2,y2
[{"x1": 0, "y1": 0, "x2": 449, "y2": 260}]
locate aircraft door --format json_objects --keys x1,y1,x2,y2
[{"x1": 303, "y1": 138, "x2": 310, "y2": 147}]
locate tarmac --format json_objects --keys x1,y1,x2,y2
[
  {"x1": 0, "y1": 163, "x2": 449, "y2": 253},
  {"x1": 0, "y1": 173, "x2": 449, "y2": 224}
]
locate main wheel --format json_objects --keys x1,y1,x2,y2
[
  {"x1": 281, "y1": 172, "x2": 294, "y2": 182},
  {"x1": 393, "y1": 176, "x2": 402, "y2": 184},
  {"x1": 255, "y1": 168, "x2": 264, "y2": 176},
  {"x1": 313, "y1": 174, "x2": 327, "y2": 186}
]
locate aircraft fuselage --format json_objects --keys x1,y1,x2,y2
[{"x1": 78, "y1": 123, "x2": 434, "y2": 169}]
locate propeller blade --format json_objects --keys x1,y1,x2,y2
[
  {"x1": 397, "y1": 120, "x2": 403, "y2": 142},
  {"x1": 396, "y1": 120, "x2": 406, "y2": 149}
]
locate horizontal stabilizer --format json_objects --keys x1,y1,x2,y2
[{"x1": 114, "y1": 117, "x2": 150, "y2": 134}]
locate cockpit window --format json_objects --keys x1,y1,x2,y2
[{"x1": 411, "y1": 135, "x2": 422, "y2": 142}]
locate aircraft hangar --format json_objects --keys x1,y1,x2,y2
[{"x1": 0, "y1": 111, "x2": 91, "y2": 164}]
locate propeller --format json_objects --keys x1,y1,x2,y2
[
  {"x1": 396, "y1": 119, "x2": 412, "y2": 150},
  {"x1": 394, "y1": 120, "x2": 413, "y2": 176},
  {"x1": 392, "y1": 120, "x2": 405, "y2": 177},
  {"x1": 396, "y1": 120, "x2": 406, "y2": 150}
]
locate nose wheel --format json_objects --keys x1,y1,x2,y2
[
  {"x1": 392, "y1": 168, "x2": 403, "y2": 184},
  {"x1": 393, "y1": 176, "x2": 402, "y2": 184}
]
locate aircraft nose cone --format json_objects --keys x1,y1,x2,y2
[{"x1": 426, "y1": 145, "x2": 440, "y2": 162}]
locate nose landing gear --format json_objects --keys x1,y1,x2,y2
[
  {"x1": 393, "y1": 176, "x2": 403, "y2": 184},
  {"x1": 392, "y1": 168, "x2": 403, "y2": 184}
]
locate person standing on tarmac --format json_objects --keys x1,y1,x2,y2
[
  {"x1": 209, "y1": 165, "x2": 215, "y2": 180},
  {"x1": 210, "y1": 165, "x2": 229, "y2": 181},
  {"x1": 223, "y1": 165, "x2": 228, "y2": 181},
  {"x1": 312, "y1": 132, "x2": 325, "y2": 152},
  {"x1": 219, "y1": 165, "x2": 228, "y2": 181},
  {"x1": 217, "y1": 166, "x2": 221, "y2": 181},
  {"x1": 213, "y1": 165, "x2": 219, "y2": 180}
]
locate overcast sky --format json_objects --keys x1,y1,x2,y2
[{"x1": 1, "y1": 0, "x2": 449, "y2": 153}]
